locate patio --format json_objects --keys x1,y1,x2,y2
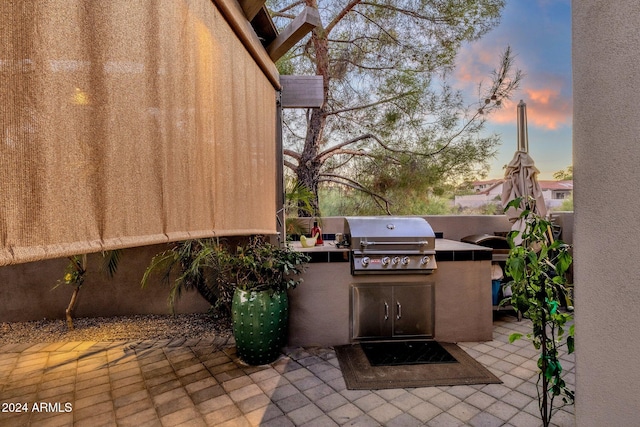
[{"x1": 0, "y1": 313, "x2": 575, "y2": 427}]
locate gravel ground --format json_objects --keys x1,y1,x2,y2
[{"x1": 0, "y1": 313, "x2": 233, "y2": 345}]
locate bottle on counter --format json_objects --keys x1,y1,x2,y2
[{"x1": 311, "y1": 221, "x2": 323, "y2": 245}]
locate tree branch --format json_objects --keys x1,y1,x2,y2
[
  {"x1": 324, "y1": 152, "x2": 358, "y2": 171},
  {"x1": 325, "y1": 0, "x2": 362, "y2": 35},
  {"x1": 359, "y1": 2, "x2": 449, "y2": 24},
  {"x1": 353, "y1": 9, "x2": 401, "y2": 45},
  {"x1": 318, "y1": 133, "x2": 420, "y2": 162},
  {"x1": 318, "y1": 173, "x2": 392, "y2": 214},
  {"x1": 284, "y1": 159, "x2": 298, "y2": 171},
  {"x1": 327, "y1": 91, "x2": 417, "y2": 116},
  {"x1": 272, "y1": 1, "x2": 304, "y2": 18},
  {"x1": 427, "y1": 47, "x2": 523, "y2": 157},
  {"x1": 284, "y1": 149, "x2": 301, "y2": 161}
]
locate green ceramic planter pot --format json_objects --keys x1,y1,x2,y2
[{"x1": 232, "y1": 288, "x2": 288, "y2": 365}]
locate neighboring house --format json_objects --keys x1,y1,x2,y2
[
  {"x1": 455, "y1": 179, "x2": 573, "y2": 209},
  {"x1": 472, "y1": 179, "x2": 504, "y2": 195}
]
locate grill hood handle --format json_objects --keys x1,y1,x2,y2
[{"x1": 360, "y1": 241, "x2": 430, "y2": 247}]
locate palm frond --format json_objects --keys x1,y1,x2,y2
[{"x1": 101, "y1": 249, "x2": 122, "y2": 278}]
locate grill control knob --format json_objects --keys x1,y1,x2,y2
[
  {"x1": 420, "y1": 256, "x2": 431, "y2": 266},
  {"x1": 361, "y1": 256, "x2": 370, "y2": 267},
  {"x1": 401, "y1": 256, "x2": 410, "y2": 266},
  {"x1": 391, "y1": 256, "x2": 400, "y2": 266},
  {"x1": 381, "y1": 256, "x2": 391, "y2": 266}
]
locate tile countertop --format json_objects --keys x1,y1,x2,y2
[{"x1": 289, "y1": 239, "x2": 492, "y2": 253}]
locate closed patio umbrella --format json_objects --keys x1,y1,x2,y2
[{"x1": 501, "y1": 100, "x2": 546, "y2": 245}]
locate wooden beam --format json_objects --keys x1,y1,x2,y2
[
  {"x1": 238, "y1": 0, "x2": 266, "y2": 21},
  {"x1": 213, "y1": 0, "x2": 280, "y2": 89},
  {"x1": 267, "y1": 6, "x2": 321, "y2": 62},
  {"x1": 280, "y1": 75, "x2": 324, "y2": 108}
]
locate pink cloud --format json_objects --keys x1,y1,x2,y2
[
  {"x1": 452, "y1": 46, "x2": 572, "y2": 130},
  {"x1": 488, "y1": 87, "x2": 572, "y2": 130}
]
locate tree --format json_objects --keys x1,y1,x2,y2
[
  {"x1": 553, "y1": 165, "x2": 573, "y2": 180},
  {"x1": 270, "y1": 0, "x2": 521, "y2": 215},
  {"x1": 54, "y1": 250, "x2": 121, "y2": 330},
  {"x1": 504, "y1": 197, "x2": 574, "y2": 427}
]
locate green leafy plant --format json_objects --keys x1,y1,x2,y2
[
  {"x1": 285, "y1": 179, "x2": 317, "y2": 236},
  {"x1": 54, "y1": 250, "x2": 121, "y2": 330},
  {"x1": 231, "y1": 237, "x2": 310, "y2": 293},
  {"x1": 141, "y1": 238, "x2": 236, "y2": 315},
  {"x1": 504, "y1": 197, "x2": 575, "y2": 427},
  {"x1": 141, "y1": 237, "x2": 310, "y2": 314}
]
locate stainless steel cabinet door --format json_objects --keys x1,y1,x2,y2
[
  {"x1": 392, "y1": 283, "x2": 434, "y2": 338},
  {"x1": 351, "y1": 285, "x2": 393, "y2": 339}
]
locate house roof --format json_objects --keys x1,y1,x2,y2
[
  {"x1": 472, "y1": 179, "x2": 503, "y2": 187},
  {"x1": 472, "y1": 179, "x2": 573, "y2": 195},
  {"x1": 538, "y1": 180, "x2": 574, "y2": 191}
]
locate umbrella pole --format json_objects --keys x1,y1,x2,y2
[{"x1": 517, "y1": 100, "x2": 529, "y2": 152}]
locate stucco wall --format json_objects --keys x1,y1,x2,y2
[
  {"x1": 315, "y1": 214, "x2": 573, "y2": 244},
  {"x1": 574, "y1": 2, "x2": 640, "y2": 425},
  {"x1": 1, "y1": 214, "x2": 572, "y2": 322},
  {"x1": 0, "y1": 245, "x2": 210, "y2": 322}
]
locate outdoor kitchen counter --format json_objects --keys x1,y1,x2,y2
[
  {"x1": 288, "y1": 239, "x2": 494, "y2": 347},
  {"x1": 289, "y1": 239, "x2": 492, "y2": 256}
]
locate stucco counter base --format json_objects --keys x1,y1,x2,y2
[{"x1": 287, "y1": 239, "x2": 493, "y2": 347}]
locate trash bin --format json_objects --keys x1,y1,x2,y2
[
  {"x1": 492, "y1": 280, "x2": 502, "y2": 305},
  {"x1": 491, "y1": 263, "x2": 504, "y2": 306}
]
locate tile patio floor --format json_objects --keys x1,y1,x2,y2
[{"x1": 0, "y1": 313, "x2": 575, "y2": 426}]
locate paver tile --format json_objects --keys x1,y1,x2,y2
[
  {"x1": 368, "y1": 402, "x2": 404, "y2": 424},
  {"x1": 115, "y1": 396, "x2": 155, "y2": 419},
  {"x1": 117, "y1": 407, "x2": 159, "y2": 427},
  {"x1": 203, "y1": 403, "x2": 242, "y2": 425},
  {"x1": 113, "y1": 388, "x2": 149, "y2": 408},
  {"x1": 191, "y1": 393, "x2": 232, "y2": 416},
  {"x1": 159, "y1": 406, "x2": 200, "y2": 426},
  {"x1": 352, "y1": 393, "x2": 386, "y2": 412},
  {"x1": 427, "y1": 411, "x2": 465, "y2": 426},
  {"x1": 407, "y1": 401, "x2": 442, "y2": 423},
  {"x1": 245, "y1": 403, "x2": 284, "y2": 425},
  {"x1": 485, "y1": 400, "x2": 521, "y2": 421},
  {"x1": 327, "y1": 402, "x2": 365, "y2": 424},
  {"x1": 155, "y1": 395, "x2": 194, "y2": 418},
  {"x1": 300, "y1": 414, "x2": 339, "y2": 427},
  {"x1": 316, "y1": 392, "x2": 349, "y2": 412},
  {"x1": 229, "y1": 383, "x2": 263, "y2": 403},
  {"x1": 448, "y1": 401, "x2": 481, "y2": 423},
  {"x1": 276, "y1": 391, "x2": 312, "y2": 412},
  {"x1": 385, "y1": 412, "x2": 423, "y2": 427},
  {"x1": 288, "y1": 403, "x2": 324, "y2": 425}
]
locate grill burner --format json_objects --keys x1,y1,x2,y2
[{"x1": 344, "y1": 217, "x2": 437, "y2": 275}]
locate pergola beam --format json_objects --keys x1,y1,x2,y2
[
  {"x1": 267, "y1": 6, "x2": 321, "y2": 62},
  {"x1": 238, "y1": 0, "x2": 266, "y2": 21}
]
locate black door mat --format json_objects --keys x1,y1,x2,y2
[
  {"x1": 335, "y1": 342, "x2": 502, "y2": 389},
  {"x1": 361, "y1": 340, "x2": 457, "y2": 366}
]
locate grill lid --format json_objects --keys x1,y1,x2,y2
[
  {"x1": 344, "y1": 216, "x2": 436, "y2": 251},
  {"x1": 344, "y1": 217, "x2": 437, "y2": 274}
]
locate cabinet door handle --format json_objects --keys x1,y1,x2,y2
[
  {"x1": 384, "y1": 301, "x2": 389, "y2": 320},
  {"x1": 396, "y1": 301, "x2": 402, "y2": 320}
]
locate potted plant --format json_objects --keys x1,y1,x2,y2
[
  {"x1": 229, "y1": 237, "x2": 310, "y2": 365},
  {"x1": 142, "y1": 236, "x2": 310, "y2": 365}
]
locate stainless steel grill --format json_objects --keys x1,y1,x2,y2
[{"x1": 343, "y1": 216, "x2": 437, "y2": 275}]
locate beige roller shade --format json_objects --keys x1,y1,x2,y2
[{"x1": 0, "y1": 0, "x2": 277, "y2": 265}]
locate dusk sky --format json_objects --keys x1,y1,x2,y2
[{"x1": 454, "y1": 0, "x2": 572, "y2": 180}]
